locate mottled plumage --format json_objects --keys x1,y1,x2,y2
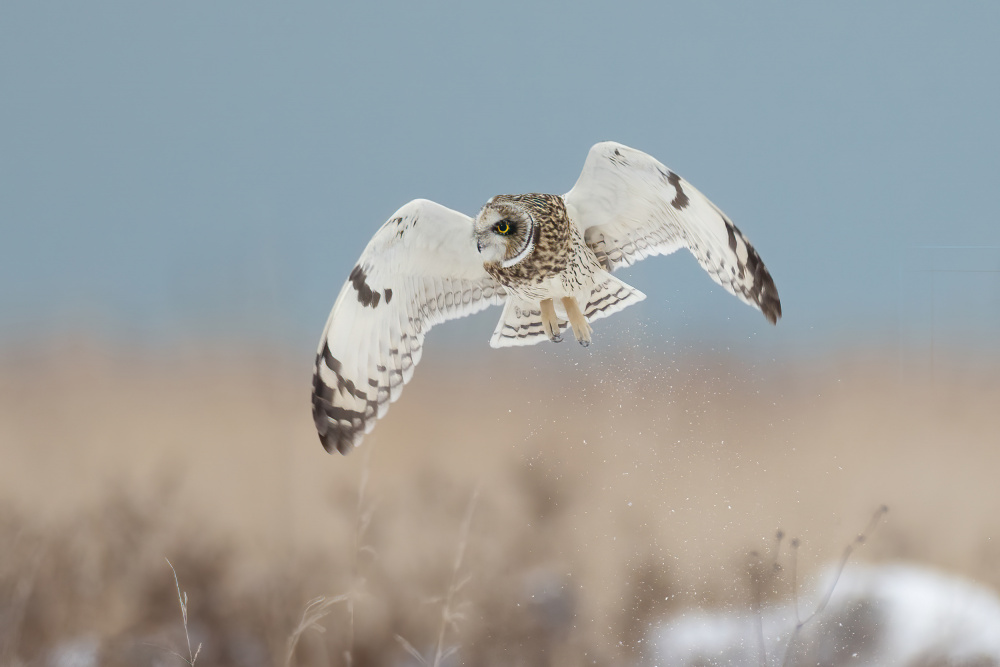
[{"x1": 312, "y1": 142, "x2": 782, "y2": 454}]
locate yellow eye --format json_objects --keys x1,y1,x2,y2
[{"x1": 495, "y1": 221, "x2": 511, "y2": 235}]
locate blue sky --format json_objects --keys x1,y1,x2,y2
[{"x1": 2, "y1": 2, "x2": 998, "y2": 358}]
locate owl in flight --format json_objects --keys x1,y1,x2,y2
[{"x1": 313, "y1": 142, "x2": 781, "y2": 454}]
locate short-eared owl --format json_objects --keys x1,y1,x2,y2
[{"x1": 313, "y1": 142, "x2": 781, "y2": 454}]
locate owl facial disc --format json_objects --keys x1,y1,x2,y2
[{"x1": 473, "y1": 199, "x2": 538, "y2": 268}]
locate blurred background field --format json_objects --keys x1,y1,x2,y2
[{"x1": 2, "y1": 338, "x2": 999, "y2": 665}]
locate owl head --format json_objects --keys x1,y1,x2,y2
[{"x1": 473, "y1": 196, "x2": 539, "y2": 268}]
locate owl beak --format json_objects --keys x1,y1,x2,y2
[{"x1": 476, "y1": 238, "x2": 484, "y2": 253}]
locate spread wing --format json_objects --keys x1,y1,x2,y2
[
  {"x1": 563, "y1": 141, "x2": 781, "y2": 324},
  {"x1": 312, "y1": 199, "x2": 504, "y2": 455}
]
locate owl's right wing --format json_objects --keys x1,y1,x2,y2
[
  {"x1": 312, "y1": 199, "x2": 504, "y2": 455},
  {"x1": 564, "y1": 142, "x2": 781, "y2": 324}
]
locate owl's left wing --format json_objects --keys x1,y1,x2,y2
[
  {"x1": 563, "y1": 142, "x2": 781, "y2": 324},
  {"x1": 313, "y1": 199, "x2": 504, "y2": 455}
]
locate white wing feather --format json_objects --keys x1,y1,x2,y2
[
  {"x1": 564, "y1": 142, "x2": 781, "y2": 323},
  {"x1": 312, "y1": 199, "x2": 504, "y2": 454}
]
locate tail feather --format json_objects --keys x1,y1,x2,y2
[
  {"x1": 581, "y1": 273, "x2": 646, "y2": 322},
  {"x1": 490, "y1": 299, "x2": 565, "y2": 348}
]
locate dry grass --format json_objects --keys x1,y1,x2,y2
[{"x1": 1, "y1": 338, "x2": 999, "y2": 665}]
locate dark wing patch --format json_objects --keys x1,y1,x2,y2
[
  {"x1": 312, "y1": 347, "x2": 373, "y2": 454},
  {"x1": 741, "y1": 241, "x2": 781, "y2": 324},
  {"x1": 665, "y1": 171, "x2": 690, "y2": 210},
  {"x1": 724, "y1": 220, "x2": 739, "y2": 253},
  {"x1": 312, "y1": 336, "x2": 418, "y2": 455},
  {"x1": 350, "y1": 264, "x2": 377, "y2": 308},
  {"x1": 350, "y1": 265, "x2": 389, "y2": 309}
]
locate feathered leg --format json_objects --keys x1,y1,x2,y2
[
  {"x1": 561, "y1": 296, "x2": 592, "y2": 347},
  {"x1": 539, "y1": 298, "x2": 563, "y2": 343}
]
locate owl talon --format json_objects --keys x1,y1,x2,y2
[
  {"x1": 552, "y1": 334, "x2": 563, "y2": 343},
  {"x1": 578, "y1": 339, "x2": 589, "y2": 348}
]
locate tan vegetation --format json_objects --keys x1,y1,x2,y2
[{"x1": 1, "y1": 339, "x2": 998, "y2": 665}]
